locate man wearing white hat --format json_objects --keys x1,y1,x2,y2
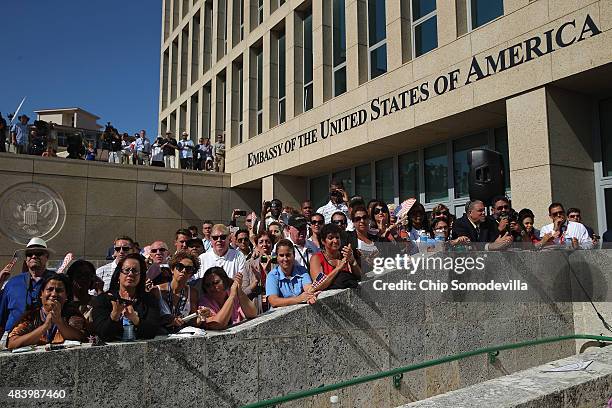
[{"x1": 0, "y1": 237, "x2": 55, "y2": 335}]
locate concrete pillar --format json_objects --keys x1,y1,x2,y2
[
  {"x1": 437, "y1": 0, "x2": 458, "y2": 47},
  {"x1": 312, "y1": 0, "x2": 331, "y2": 105},
  {"x1": 506, "y1": 87, "x2": 596, "y2": 229},
  {"x1": 385, "y1": 0, "x2": 403, "y2": 70},
  {"x1": 345, "y1": 0, "x2": 368, "y2": 89},
  {"x1": 262, "y1": 174, "x2": 308, "y2": 209}
]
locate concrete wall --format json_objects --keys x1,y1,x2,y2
[
  {"x1": 2, "y1": 250, "x2": 612, "y2": 407},
  {"x1": 0, "y1": 154, "x2": 260, "y2": 265},
  {"x1": 401, "y1": 345, "x2": 612, "y2": 407}
]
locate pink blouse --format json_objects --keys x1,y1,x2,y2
[{"x1": 198, "y1": 290, "x2": 246, "y2": 326}]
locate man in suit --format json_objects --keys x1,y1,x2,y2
[{"x1": 452, "y1": 200, "x2": 513, "y2": 250}]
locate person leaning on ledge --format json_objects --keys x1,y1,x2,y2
[
  {"x1": 7, "y1": 273, "x2": 85, "y2": 349},
  {"x1": 451, "y1": 200, "x2": 513, "y2": 251},
  {"x1": 265, "y1": 239, "x2": 319, "y2": 308},
  {"x1": 91, "y1": 254, "x2": 163, "y2": 341}
]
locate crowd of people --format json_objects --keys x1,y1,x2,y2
[
  {"x1": 0, "y1": 113, "x2": 226, "y2": 172},
  {"x1": 0, "y1": 179, "x2": 609, "y2": 349}
]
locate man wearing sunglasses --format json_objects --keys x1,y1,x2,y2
[
  {"x1": 96, "y1": 236, "x2": 135, "y2": 291},
  {"x1": 540, "y1": 202, "x2": 592, "y2": 249},
  {"x1": 0, "y1": 237, "x2": 55, "y2": 335},
  {"x1": 195, "y1": 224, "x2": 246, "y2": 280},
  {"x1": 488, "y1": 195, "x2": 512, "y2": 238}
]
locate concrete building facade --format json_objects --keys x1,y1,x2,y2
[{"x1": 159, "y1": 0, "x2": 612, "y2": 234}]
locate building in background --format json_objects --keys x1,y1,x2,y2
[
  {"x1": 158, "y1": 0, "x2": 612, "y2": 235},
  {"x1": 34, "y1": 107, "x2": 103, "y2": 148}
]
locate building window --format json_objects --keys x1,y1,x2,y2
[
  {"x1": 376, "y1": 158, "x2": 394, "y2": 204},
  {"x1": 256, "y1": 48, "x2": 263, "y2": 134},
  {"x1": 494, "y1": 126, "x2": 511, "y2": 191},
  {"x1": 333, "y1": 169, "x2": 353, "y2": 196},
  {"x1": 399, "y1": 151, "x2": 419, "y2": 199},
  {"x1": 469, "y1": 0, "x2": 503, "y2": 30},
  {"x1": 240, "y1": 0, "x2": 245, "y2": 40},
  {"x1": 411, "y1": 0, "x2": 438, "y2": 57},
  {"x1": 303, "y1": 10, "x2": 314, "y2": 112},
  {"x1": 453, "y1": 133, "x2": 488, "y2": 198},
  {"x1": 310, "y1": 175, "x2": 330, "y2": 209},
  {"x1": 424, "y1": 143, "x2": 448, "y2": 202},
  {"x1": 278, "y1": 32, "x2": 286, "y2": 124},
  {"x1": 238, "y1": 64, "x2": 244, "y2": 143},
  {"x1": 333, "y1": 0, "x2": 347, "y2": 96},
  {"x1": 601, "y1": 99, "x2": 612, "y2": 177},
  {"x1": 258, "y1": 0, "x2": 264, "y2": 25},
  {"x1": 367, "y1": 0, "x2": 387, "y2": 79},
  {"x1": 355, "y1": 163, "x2": 372, "y2": 202}
]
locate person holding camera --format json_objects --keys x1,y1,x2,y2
[
  {"x1": 242, "y1": 231, "x2": 275, "y2": 312},
  {"x1": 316, "y1": 180, "x2": 351, "y2": 227},
  {"x1": 91, "y1": 254, "x2": 163, "y2": 341},
  {"x1": 257, "y1": 199, "x2": 284, "y2": 233},
  {"x1": 539, "y1": 202, "x2": 593, "y2": 249}
]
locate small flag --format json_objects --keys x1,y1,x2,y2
[
  {"x1": 56, "y1": 253, "x2": 74, "y2": 274},
  {"x1": 394, "y1": 198, "x2": 417, "y2": 219}
]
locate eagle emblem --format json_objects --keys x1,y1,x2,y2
[{"x1": 15, "y1": 200, "x2": 55, "y2": 235}]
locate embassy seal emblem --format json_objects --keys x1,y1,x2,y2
[{"x1": 0, "y1": 183, "x2": 66, "y2": 244}]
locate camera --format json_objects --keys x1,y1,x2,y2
[
  {"x1": 260, "y1": 255, "x2": 278, "y2": 264},
  {"x1": 330, "y1": 189, "x2": 344, "y2": 201},
  {"x1": 264, "y1": 201, "x2": 271, "y2": 208},
  {"x1": 235, "y1": 210, "x2": 247, "y2": 217}
]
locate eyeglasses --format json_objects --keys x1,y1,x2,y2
[
  {"x1": 204, "y1": 279, "x2": 223, "y2": 288},
  {"x1": 25, "y1": 250, "x2": 47, "y2": 258},
  {"x1": 373, "y1": 207, "x2": 387, "y2": 215},
  {"x1": 568, "y1": 214, "x2": 580, "y2": 219},
  {"x1": 211, "y1": 235, "x2": 227, "y2": 241},
  {"x1": 311, "y1": 220, "x2": 324, "y2": 226},
  {"x1": 434, "y1": 211, "x2": 450, "y2": 217},
  {"x1": 175, "y1": 263, "x2": 195, "y2": 274},
  {"x1": 121, "y1": 267, "x2": 139, "y2": 275},
  {"x1": 332, "y1": 220, "x2": 347, "y2": 226},
  {"x1": 150, "y1": 248, "x2": 167, "y2": 253},
  {"x1": 353, "y1": 216, "x2": 369, "y2": 223},
  {"x1": 114, "y1": 246, "x2": 131, "y2": 252},
  {"x1": 550, "y1": 211, "x2": 565, "y2": 217},
  {"x1": 496, "y1": 205, "x2": 510, "y2": 211},
  {"x1": 237, "y1": 238, "x2": 249, "y2": 243}
]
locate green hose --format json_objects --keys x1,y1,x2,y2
[{"x1": 241, "y1": 334, "x2": 612, "y2": 408}]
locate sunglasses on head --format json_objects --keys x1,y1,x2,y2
[
  {"x1": 114, "y1": 246, "x2": 131, "y2": 252},
  {"x1": 175, "y1": 263, "x2": 195, "y2": 274},
  {"x1": 211, "y1": 235, "x2": 227, "y2": 241},
  {"x1": 150, "y1": 248, "x2": 167, "y2": 253}
]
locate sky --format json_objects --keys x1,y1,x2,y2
[{"x1": 0, "y1": 1, "x2": 162, "y2": 135}]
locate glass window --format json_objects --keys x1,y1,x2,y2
[
  {"x1": 470, "y1": 0, "x2": 503, "y2": 29},
  {"x1": 355, "y1": 164, "x2": 372, "y2": 202},
  {"x1": 303, "y1": 10, "x2": 313, "y2": 111},
  {"x1": 310, "y1": 175, "x2": 330, "y2": 209},
  {"x1": 494, "y1": 126, "x2": 511, "y2": 191},
  {"x1": 453, "y1": 133, "x2": 488, "y2": 198},
  {"x1": 425, "y1": 143, "x2": 448, "y2": 202},
  {"x1": 332, "y1": 169, "x2": 353, "y2": 196},
  {"x1": 601, "y1": 98, "x2": 612, "y2": 177},
  {"x1": 256, "y1": 49, "x2": 263, "y2": 134},
  {"x1": 238, "y1": 64, "x2": 243, "y2": 143},
  {"x1": 605, "y1": 188, "x2": 612, "y2": 231},
  {"x1": 333, "y1": 0, "x2": 347, "y2": 96},
  {"x1": 412, "y1": 0, "x2": 436, "y2": 19},
  {"x1": 376, "y1": 158, "x2": 395, "y2": 204},
  {"x1": 368, "y1": 0, "x2": 386, "y2": 46},
  {"x1": 414, "y1": 15, "x2": 438, "y2": 57},
  {"x1": 334, "y1": 66, "x2": 347, "y2": 96},
  {"x1": 370, "y1": 43, "x2": 387, "y2": 79},
  {"x1": 258, "y1": 0, "x2": 264, "y2": 24},
  {"x1": 278, "y1": 32, "x2": 286, "y2": 124},
  {"x1": 399, "y1": 151, "x2": 419, "y2": 199}
]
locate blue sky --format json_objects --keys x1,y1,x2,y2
[{"x1": 0, "y1": 1, "x2": 162, "y2": 135}]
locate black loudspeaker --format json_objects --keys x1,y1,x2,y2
[{"x1": 468, "y1": 148, "x2": 505, "y2": 207}]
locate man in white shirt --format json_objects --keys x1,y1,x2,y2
[
  {"x1": 201, "y1": 220, "x2": 213, "y2": 252},
  {"x1": 276, "y1": 214, "x2": 319, "y2": 269},
  {"x1": 540, "y1": 202, "x2": 593, "y2": 249},
  {"x1": 316, "y1": 180, "x2": 351, "y2": 227},
  {"x1": 196, "y1": 224, "x2": 246, "y2": 279},
  {"x1": 96, "y1": 236, "x2": 135, "y2": 291},
  {"x1": 178, "y1": 131, "x2": 195, "y2": 169}
]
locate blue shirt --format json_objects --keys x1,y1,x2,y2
[
  {"x1": 265, "y1": 264, "x2": 312, "y2": 299},
  {"x1": 135, "y1": 137, "x2": 150, "y2": 153},
  {"x1": 10, "y1": 123, "x2": 29, "y2": 145},
  {"x1": 0, "y1": 270, "x2": 53, "y2": 332}
]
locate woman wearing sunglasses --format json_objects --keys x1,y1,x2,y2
[
  {"x1": 92, "y1": 254, "x2": 163, "y2": 341},
  {"x1": 308, "y1": 213, "x2": 325, "y2": 249},
  {"x1": 155, "y1": 251, "x2": 211, "y2": 333}
]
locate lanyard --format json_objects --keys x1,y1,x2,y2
[{"x1": 294, "y1": 246, "x2": 310, "y2": 269}]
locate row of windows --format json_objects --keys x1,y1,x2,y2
[
  {"x1": 309, "y1": 127, "x2": 510, "y2": 210},
  {"x1": 162, "y1": 0, "x2": 505, "y2": 144}
]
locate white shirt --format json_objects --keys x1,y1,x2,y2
[
  {"x1": 150, "y1": 144, "x2": 164, "y2": 162},
  {"x1": 316, "y1": 200, "x2": 353, "y2": 230},
  {"x1": 196, "y1": 248, "x2": 246, "y2": 279},
  {"x1": 178, "y1": 139, "x2": 194, "y2": 159},
  {"x1": 96, "y1": 260, "x2": 117, "y2": 292},
  {"x1": 540, "y1": 221, "x2": 593, "y2": 249}
]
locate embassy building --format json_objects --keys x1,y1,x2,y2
[{"x1": 159, "y1": 0, "x2": 612, "y2": 233}]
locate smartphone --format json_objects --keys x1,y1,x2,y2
[
  {"x1": 235, "y1": 210, "x2": 247, "y2": 217},
  {"x1": 116, "y1": 297, "x2": 134, "y2": 306}
]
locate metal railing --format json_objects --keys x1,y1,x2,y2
[{"x1": 242, "y1": 334, "x2": 612, "y2": 408}]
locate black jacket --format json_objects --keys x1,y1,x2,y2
[
  {"x1": 91, "y1": 291, "x2": 163, "y2": 341},
  {"x1": 451, "y1": 214, "x2": 498, "y2": 243}
]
